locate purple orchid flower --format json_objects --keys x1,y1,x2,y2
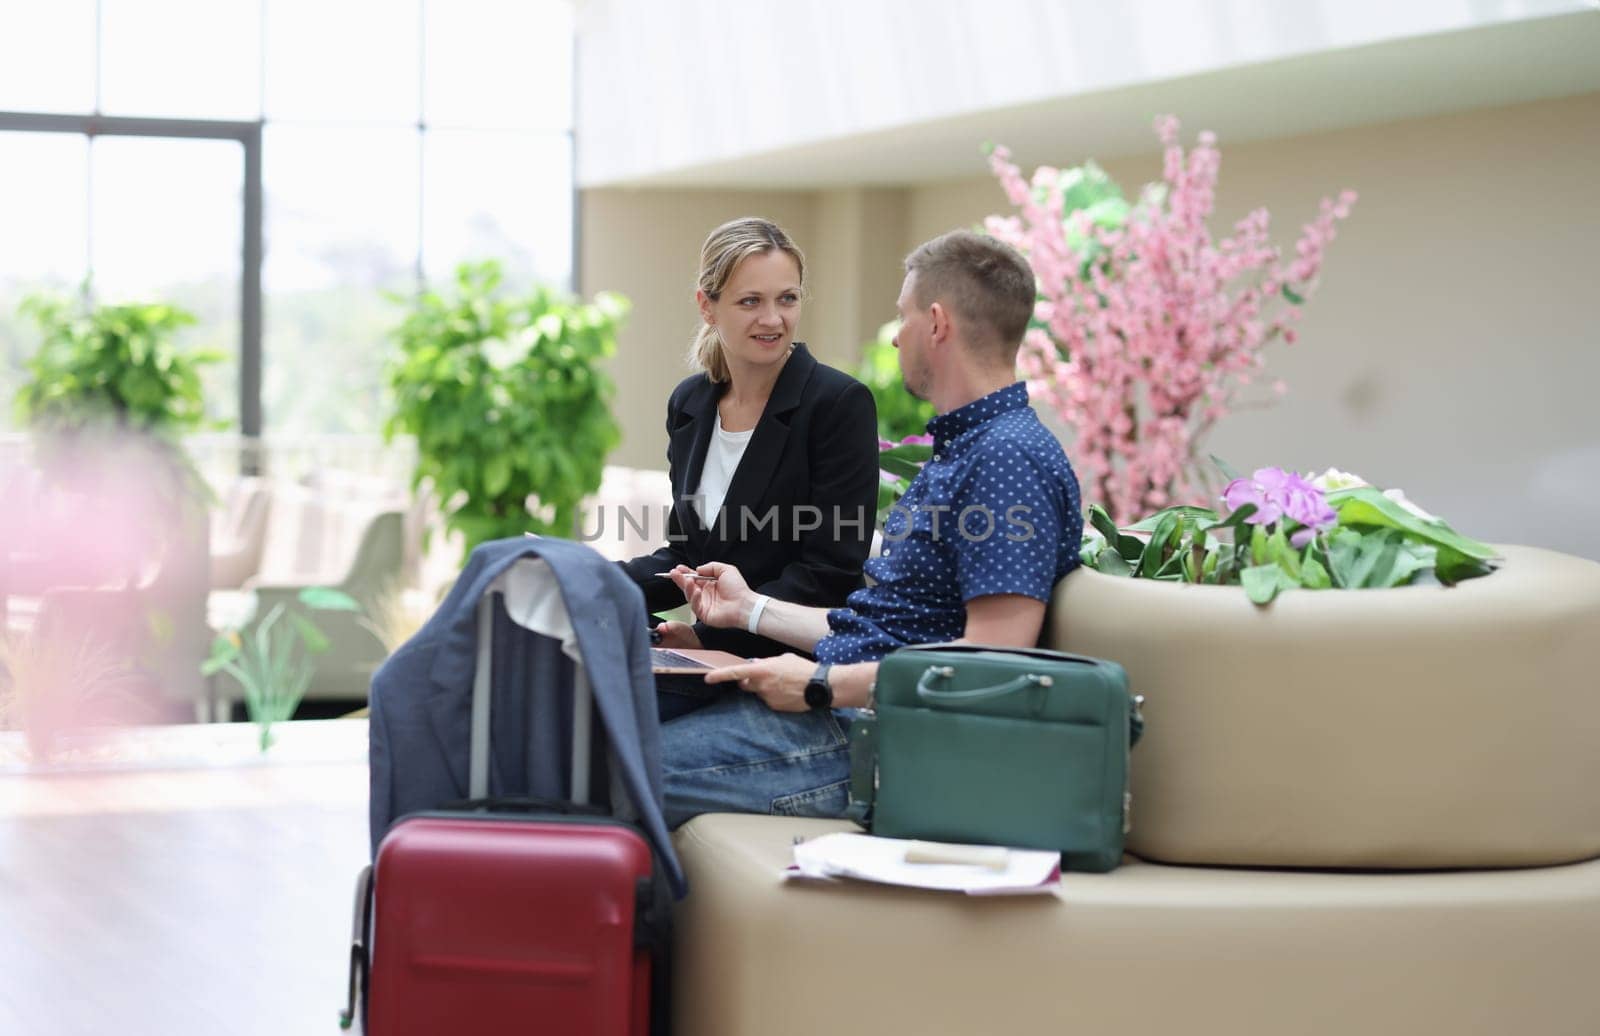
[
  {"x1": 1221, "y1": 474, "x2": 1283, "y2": 526},
  {"x1": 1223, "y1": 466, "x2": 1338, "y2": 545},
  {"x1": 1282, "y1": 478, "x2": 1338, "y2": 545}
]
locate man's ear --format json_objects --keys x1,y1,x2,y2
[
  {"x1": 928, "y1": 301, "x2": 949, "y2": 344},
  {"x1": 696, "y1": 289, "x2": 715, "y2": 326}
]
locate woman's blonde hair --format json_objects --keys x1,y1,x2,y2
[{"x1": 689, "y1": 218, "x2": 806, "y2": 383}]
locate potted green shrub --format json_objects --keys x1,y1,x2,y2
[
  {"x1": 15, "y1": 293, "x2": 220, "y2": 457},
  {"x1": 385, "y1": 260, "x2": 628, "y2": 559},
  {"x1": 11, "y1": 292, "x2": 222, "y2": 718}
]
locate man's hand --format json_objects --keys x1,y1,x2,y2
[
  {"x1": 669, "y1": 564, "x2": 835, "y2": 654},
  {"x1": 704, "y1": 653, "x2": 815, "y2": 713},
  {"x1": 652, "y1": 620, "x2": 701, "y2": 649},
  {"x1": 667, "y1": 562, "x2": 757, "y2": 630}
]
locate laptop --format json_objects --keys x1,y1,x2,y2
[{"x1": 651, "y1": 647, "x2": 747, "y2": 675}]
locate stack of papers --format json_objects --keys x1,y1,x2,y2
[{"x1": 787, "y1": 832, "x2": 1061, "y2": 896}]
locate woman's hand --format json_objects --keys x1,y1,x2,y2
[
  {"x1": 668, "y1": 562, "x2": 756, "y2": 630},
  {"x1": 652, "y1": 621, "x2": 701, "y2": 649},
  {"x1": 704, "y1": 653, "x2": 816, "y2": 713}
]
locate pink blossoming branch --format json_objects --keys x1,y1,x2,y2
[{"x1": 985, "y1": 116, "x2": 1357, "y2": 524}]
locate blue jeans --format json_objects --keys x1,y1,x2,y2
[
  {"x1": 654, "y1": 674, "x2": 723, "y2": 723},
  {"x1": 658, "y1": 690, "x2": 854, "y2": 829}
]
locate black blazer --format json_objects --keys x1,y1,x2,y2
[{"x1": 621, "y1": 344, "x2": 880, "y2": 657}]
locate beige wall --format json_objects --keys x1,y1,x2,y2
[
  {"x1": 582, "y1": 92, "x2": 1600, "y2": 557},
  {"x1": 807, "y1": 187, "x2": 911, "y2": 371}
]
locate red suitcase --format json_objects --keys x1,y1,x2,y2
[
  {"x1": 367, "y1": 813, "x2": 659, "y2": 1035},
  {"x1": 342, "y1": 582, "x2": 671, "y2": 1035}
]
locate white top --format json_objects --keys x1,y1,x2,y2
[{"x1": 693, "y1": 414, "x2": 755, "y2": 529}]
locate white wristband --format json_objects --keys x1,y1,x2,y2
[{"x1": 746, "y1": 594, "x2": 770, "y2": 635}]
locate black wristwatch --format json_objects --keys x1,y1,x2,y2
[{"x1": 804, "y1": 663, "x2": 834, "y2": 710}]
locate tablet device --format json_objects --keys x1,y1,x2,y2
[{"x1": 651, "y1": 647, "x2": 747, "y2": 675}]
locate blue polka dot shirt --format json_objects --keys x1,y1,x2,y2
[{"x1": 815, "y1": 382, "x2": 1083, "y2": 664}]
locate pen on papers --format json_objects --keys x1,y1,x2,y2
[
  {"x1": 655, "y1": 571, "x2": 718, "y2": 582},
  {"x1": 903, "y1": 841, "x2": 1011, "y2": 870}
]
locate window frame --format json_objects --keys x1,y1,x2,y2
[
  {"x1": 0, "y1": 0, "x2": 579, "y2": 441},
  {"x1": 0, "y1": 108, "x2": 265, "y2": 438}
]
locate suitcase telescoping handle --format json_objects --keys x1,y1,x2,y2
[{"x1": 470, "y1": 591, "x2": 594, "y2": 803}]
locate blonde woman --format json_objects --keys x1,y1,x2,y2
[{"x1": 621, "y1": 217, "x2": 879, "y2": 676}]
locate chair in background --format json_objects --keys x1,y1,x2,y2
[
  {"x1": 212, "y1": 510, "x2": 406, "y2": 716},
  {"x1": 31, "y1": 496, "x2": 211, "y2": 723},
  {"x1": 208, "y1": 476, "x2": 274, "y2": 590}
]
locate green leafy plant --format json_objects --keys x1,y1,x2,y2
[
  {"x1": 1080, "y1": 462, "x2": 1498, "y2": 605},
  {"x1": 386, "y1": 261, "x2": 628, "y2": 558},
  {"x1": 874, "y1": 436, "x2": 933, "y2": 525},
  {"x1": 13, "y1": 292, "x2": 222, "y2": 519},
  {"x1": 203, "y1": 587, "x2": 360, "y2": 750},
  {"x1": 993, "y1": 155, "x2": 1135, "y2": 280},
  {"x1": 15, "y1": 292, "x2": 221, "y2": 438},
  {"x1": 856, "y1": 321, "x2": 935, "y2": 443}
]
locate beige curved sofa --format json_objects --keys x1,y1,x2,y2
[
  {"x1": 673, "y1": 815, "x2": 1600, "y2": 1036},
  {"x1": 670, "y1": 544, "x2": 1600, "y2": 1035}
]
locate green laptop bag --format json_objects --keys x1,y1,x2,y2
[{"x1": 847, "y1": 644, "x2": 1143, "y2": 873}]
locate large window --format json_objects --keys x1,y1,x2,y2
[
  {"x1": 0, "y1": 0, "x2": 574, "y2": 436},
  {"x1": 0, "y1": 132, "x2": 90, "y2": 429}
]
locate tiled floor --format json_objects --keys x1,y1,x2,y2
[{"x1": 0, "y1": 722, "x2": 369, "y2": 1036}]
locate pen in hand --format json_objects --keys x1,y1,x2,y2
[{"x1": 655, "y1": 571, "x2": 718, "y2": 582}]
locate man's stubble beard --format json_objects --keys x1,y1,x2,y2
[{"x1": 902, "y1": 365, "x2": 932, "y2": 403}]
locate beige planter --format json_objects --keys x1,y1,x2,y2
[{"x1": 1049, "y1": 544, "x2": 1600, "y2": 869}]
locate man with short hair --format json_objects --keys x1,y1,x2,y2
[{"x1": 655, "y1": 229, "x2": 1083, "y2": 826}]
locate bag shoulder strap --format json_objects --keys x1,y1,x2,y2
[{"x1": 845, "y1": 712, "x2": 878, "y2": 826}]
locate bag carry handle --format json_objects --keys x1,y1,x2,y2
[
  {"x1": 904, "y1": 642, "x2": 1105, "y2": 668},
  {"x1": 915, "y1": 665, "x2": 1053, "y2": 704}
]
